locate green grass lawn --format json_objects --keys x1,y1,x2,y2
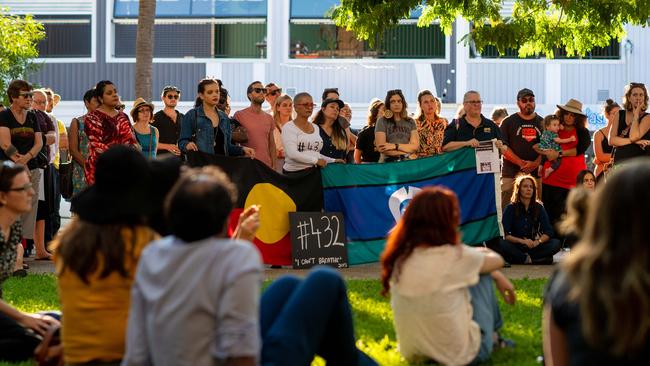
[{"x1": 1, "y1": 275, "x2": 547, "y2": 366}]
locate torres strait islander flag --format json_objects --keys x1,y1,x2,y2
[
  {"x1": 187, "y1": 151, "x2": 322, "y2": 265},
  {"x1": 321, "y1": 148, "x2": 502, "y2": 265}
]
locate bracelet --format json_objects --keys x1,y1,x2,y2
[{"x1": 27, "y1": 151, "x2": 33, "y2": 158}]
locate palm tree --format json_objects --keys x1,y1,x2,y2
[{"x1": 135, "y1": 0, "x2": 156, "y2": 100}]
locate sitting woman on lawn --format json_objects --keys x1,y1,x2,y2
[
  {"x1": 0, "y1": 161, "x2": 59, "y2": 362},
  {"x1": 123, "y1": 166, "x2": 377, "y2": 366},
  {"x1": 381, "y1": 186, "x2": 516, "y2": 365},
  {"x1": 53, "y1": 146, "x2": 158, "y2": 365},
  {"x1": 498, "y1": 175, "x2": 562, "y2": 264},
  {"x1": 543, "y1": 160, "x2": 650, "y2": 365}
]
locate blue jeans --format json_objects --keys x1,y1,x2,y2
[
  {"x1": 470, "y1": 275, "x2": 504, "y2": 364},
  {"x1": 260, "y1": 267, "x2": 377, "y2": 366},
  {"x1": 498, "y1": 238, "x2": 561, "y2": 264}
]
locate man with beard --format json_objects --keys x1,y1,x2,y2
[
  {"x1": 500, "y1": 89, "x2": 547, "y2": 209},
  {"x1": 233, "y1": 81, "x2": 276, "y2": 169}
]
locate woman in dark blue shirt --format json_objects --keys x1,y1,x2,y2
[
  {"x1": 498, "y1": 175, "x2": 561, "y2": 264},
  {"x1": 313, "y1": 98, "x2": 348, "y2": 161}
]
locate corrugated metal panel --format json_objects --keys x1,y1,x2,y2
[
  {"x1": 561, "y1": 64, "x2": 625, "y2": 104},
  {"x1": 0, "y1": 0, "x2": 93, "y2": 14},
  {"x1": 467, "y1": 63, "x2": 545, "y2": 104}
]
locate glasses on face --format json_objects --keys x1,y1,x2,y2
[
  {"x1": 465, "y1": 100, "x2": 483, "y2": 105},
  {"x1": 519, "y1": 97, "x2": 535, "y2": 104},
  {"x1": 7, "y1": 183, "x2": 33, "y2": 192},
  {"x1": 252, "y1": 88, "x2": 267, "y2": 95},
  {"x1": 268, "y1": 88, "x2": 283, "y2": 96},
  {"x1": 19, "y1": 92, "x2": 33, "y2": 99},
  {"x1": 295, "y1": 103, "x2": 316, "y2": 108},
  {"x1": 166, "y1": 94, "x2": 179, "y2": 100}
]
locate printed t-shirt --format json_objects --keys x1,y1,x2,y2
[
  {"x1": 500, "y1": 113, "x2": 543, "y2": 178},
  {"x1": 0, "y1": 109, "x2": 41, "y2": 169},
  {"x1": 233, "y1": 107, "x2": 274, "y2": 168},
  {"x1": 390, "y1": 245, "x2": 486, "y2": 365},
  {"x1": 375, "y1": 117, "x2": 416, "y2": 144}
]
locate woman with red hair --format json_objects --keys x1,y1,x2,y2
[{"x1": 381, "y1": 186, "x2": 516, "y2": 365}]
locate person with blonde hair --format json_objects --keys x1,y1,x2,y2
[
  {"x1": 609, "y1": 82, "x2": 650, "y2": 166},
  {"x1": 544, "y1": 159, "x2": 650, "y2": 365},
  {"x1": 272, "y1": 94, "x2": 292, "y2": 171}
]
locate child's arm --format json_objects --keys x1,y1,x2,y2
[{"x1": 554, "y1": 135, "x2": 576, "y2": 144}]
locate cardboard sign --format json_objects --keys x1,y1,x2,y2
[{"x1": 290, "y1": 212, "x2": 348, "y2": 269}]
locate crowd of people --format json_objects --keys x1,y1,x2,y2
[{"x1": 0, "y1": 77, "x2": 649, "y2": 364}]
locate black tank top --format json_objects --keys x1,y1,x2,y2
[
  {"x1": 599, "y1": 130, "x2": 613, "y2": 154},
  {"x1": 612, "y1": 110, "x2": 646, "y2": 164}
]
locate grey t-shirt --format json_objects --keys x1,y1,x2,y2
[
  {"x1": 123, "y1": 236, "x2": 263, "y2": 366},
  {"x1": 375, "y1": 116, "x2": 416, "y2": 144}
]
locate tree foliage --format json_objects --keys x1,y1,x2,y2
[
  {"x1": 332, "y1": 0, "x2": 649, "y2": 58},
  {"x1": 0, "y1": 8, "x2": 44, "y2": 99}
]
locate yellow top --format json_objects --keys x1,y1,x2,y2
[
  {"x1": 55, "y1": 225, "x2": 157, "y2": 364},
  {"x1": 53, "y1": 119, "x2": 67, "y2": 169}
]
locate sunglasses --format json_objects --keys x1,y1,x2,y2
[
  {"x1": 166, "y1": 94, "x2": 179, "y2": 100},
  {"x1": 519, "y1": 97, "x2": 535, "y2": 104},
  {"x1": 19, "y1": 92, "x2": 34, "y2": 98},
  {"x1": 253, "y1": 88, "x2": 267, "y2": 94},
  {"x1": 630, "y1": 82, "x2": 645, "y2": 88},
  {"x1": 268, "y1": 88, "x2": 283, "y2": 96}
]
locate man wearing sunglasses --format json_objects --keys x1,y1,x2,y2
[
  {"x1": 264, "y1": 83, "x2": 282, "y2": 114},
  {"x1": 152, "y1": 86, "x2": 183, "y2": 156},
  {"x1": 233, "y1": 81, "x2": 276, "y2": 169},
  {"x1": 499, "y1": 88, "x2": 544, "y2": 209}
]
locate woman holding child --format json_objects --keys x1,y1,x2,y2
[
  {"x1": 539, "y1": 99, "x2": 590, "y2": 226},
  {"x1": 381, "y1": 186, "x2": 516, "y2": 365}
]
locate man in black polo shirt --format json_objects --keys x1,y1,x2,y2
[
  {"x1": 442, "y1": 90, "x2": 504, "y2": 152},
  {"x1": 152, "y1": 85, "x2": 183, "y2": 156}
]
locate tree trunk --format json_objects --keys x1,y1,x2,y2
[{"x1": 134, "y1": 0, "x2": 156, "y2": 101}]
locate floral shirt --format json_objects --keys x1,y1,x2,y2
[
  {"x1": 0, "y1": 221, "x2": 23, "y2": 298},
  {"x1": 84, "y1": 110, "x2": 137, "y2": 185},
  {"x1": 416, "y1": 116, "x2": 447, "y2": 157}
]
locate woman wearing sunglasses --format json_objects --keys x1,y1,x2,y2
[
  {"x1": 375, "y1": 89, "x2": 419, "y2": 162},
  {"x1": 0, "y1": 161, "x2": 59, "y2": 362},
  {"x1": 0, "y1": 80, "x2": 44, "y2": 258}
]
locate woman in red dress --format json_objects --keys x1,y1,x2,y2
[{"x1": 83, "y1": 80, "x2": 137, "y2": 185}]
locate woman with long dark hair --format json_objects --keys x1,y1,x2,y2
[
  {"x1": 414, "y1": 89, "x2": 447, "y2": 157},
  {"x1": 83, "y1": 80, "x2": 137, "y2": 185},
  {"x1": 498, "y1": 175, "x2": 561, "y2": 264},
  {"x1": 313, "y1": 98, "x2": 348, "y2": 160},
  {"x1": 544, "y1": 160, "x2": 650, "y2": 365},
  {"x1": 374, "y1": 89, "x2": 419, "y2": 162},
  {"x1": 55, "y1": 146, "x2": 158, "y2": 365},
  {"x1": 354, "y1": 99, "x2": 384, "y2": 163},
  {"x1": 178, "y1": 78, "x2": 254, "y2": 158},
  {"x1": 381, "y1": 187, "x2": 515, "y2": 364}
]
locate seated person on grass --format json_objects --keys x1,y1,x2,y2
[
  {"x1": 381, "y1": 186, "x2": 516, "y2": 365},
  {"x1": 123, "y1": 166, "x2": 377, "y2": 366}
]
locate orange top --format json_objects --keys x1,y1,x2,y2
[{"x1": 55, "y1": 225, "x2": 156, "y2": 364}]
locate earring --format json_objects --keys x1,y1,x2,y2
[{"x1": 383, "y1": 110, "x2": 394, "y2": 119}]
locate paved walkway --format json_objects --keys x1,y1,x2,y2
[{"x1": 24, "y1": 256, "x2": 557, "y2": 280}]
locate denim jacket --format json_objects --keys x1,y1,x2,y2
[{"x1": 178, "y1": 106, "x2": 244, "y2": 156}]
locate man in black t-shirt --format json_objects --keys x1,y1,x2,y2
[
  {"x1": 152, "y1": 86, "x2": 183, "y2": 157},
  {"x1": 499, "y1": 88, "x2": 546, "y2": 208}
]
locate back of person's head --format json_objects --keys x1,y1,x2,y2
[
  {"x1": 557, "y1": 187, "x2": 592, "y2": 238},
  {"x1": 166, "y1": 166, "x2": 237, "y2": 243},
  {"x1": 380, "y1": 186, "x2": 460, "y2": 296},
  {"x1": 491, "y1": 106, "x2": 508, "y2": 121},
  {"x1": 564, "y1": 158, "x2": 650, "y2": 356},
  {"x1": 83, "y1": 88, "x2": 95, "y2": 103},
  {"x1": 148, "y1": 156, "x2": 182, "y2": 236},
  {"x1": 366, "y1": 98, "x2": 384, "y2": 126}
]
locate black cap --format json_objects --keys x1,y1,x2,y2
[
  {"x1": 517, "y1": 88, "x2": 535, "y2": 100},
  {"x1": 321, "y1": 98, "x2": 345, "y2": 109}
]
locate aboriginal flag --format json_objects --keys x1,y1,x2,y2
[{"x1": 187, "y1": 152, "x2": 323, "y2": 265}]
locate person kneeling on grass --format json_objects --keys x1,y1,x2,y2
[
  {"x1": 381, "y1": 186, "x2": 516, "y2": 365},
  {"x1": 123, "y1": 166, "x2": 377, "y2": 366}
]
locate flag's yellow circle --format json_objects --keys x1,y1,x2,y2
[{"x1": 244, "y1": 183, "x2": 296, "y2": 243}]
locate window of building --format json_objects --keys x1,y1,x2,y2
[
  {"x1": 113, "y1": 0, "x2": 267, "y2": 59},
  {"x1": 36, "y1": 15, "x2": 92, "y2": 58},
  {"x1": 289, "y1": 0, "x2": 445, "y2": 59},
  {"x1": 470, "y1": 39, "x2": 620, "y2": 60}
]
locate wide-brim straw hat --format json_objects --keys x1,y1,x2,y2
[
  {"x1": 557, "y1": 99, "x2": 586, "y2": 116},
  {"x1": 130, "y1": 97, "x2": 155, "y2": 121}
]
